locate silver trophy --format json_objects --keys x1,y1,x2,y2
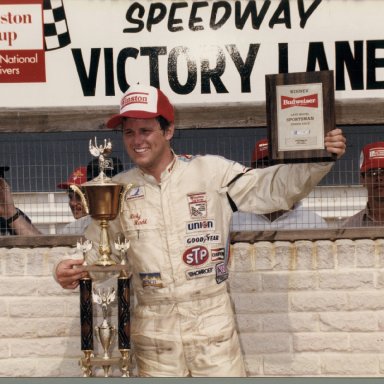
[{"x1": 93, "y1": 287, "x2": 116, "y2": 358}]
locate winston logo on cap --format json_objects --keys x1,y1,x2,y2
[
  {"x1": 121, "y1": 92, "x2": 149, "y2": 108},
  {"x1": 281, "y1": 94, "x2": 318, "y2": 109},
  {"x1": 369, "y1": 149, "x2": 384, "y2": 159}
]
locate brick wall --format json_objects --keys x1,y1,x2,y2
[{"x1": 1, "y1": 239, "x2": 384, "y2": 377}]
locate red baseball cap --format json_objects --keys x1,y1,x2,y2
[
  {"x1": 57, "y1": 166, "x2": 87, "y2": 189},
  {"x1": 252, "y1": 138, "x2": 269, "y2": 163},
  {"x1": 106, "y1": 84, "x2": 174, "y2": 128},
  {"x1": 360, "y1": 142, "x2": 384, "y2": 172}
]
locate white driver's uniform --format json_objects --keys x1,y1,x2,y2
[{"x1": 84, "y1": 154, "x2": 333, "y2": 377}]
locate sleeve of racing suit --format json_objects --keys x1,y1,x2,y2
[{"x1": 224, "y1": 162, "x2": 333, "y2": 214}]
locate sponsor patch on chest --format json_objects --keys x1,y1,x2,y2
[
  {"x1": 186, "y1": 219, "x2": 215, "y2": 233},
  {"x1": 185, "y1": 265, "x2": 215, "y2": 280},
  {"x1": 215, "y1": 262, "x2": 229, "y2": 284},
  {"x1": 211, "y1": 247, "x2": 225, "y2": 262},
  {"x1": 187, "y1": 192, "x2": 207, "y2": 218},
  {"x1": 183, "y1": 246, "x2": 209, "y2": 266},
  {"x1": 185, "y1": 233, "x2": 221, "y2": 246},
  {"x1": 126, "y1": 186, "x2": 145, "y2": 201},
  {"x1": 139, "y1": 272, "x2": 163, "y2": 288}
]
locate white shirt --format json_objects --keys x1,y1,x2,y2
[
  {"x1": 57, "y1": 215, "x2": 92, "y2": 235},
  {"x1": 230, "y1": 202, "x2": 328, "y2": 231}
]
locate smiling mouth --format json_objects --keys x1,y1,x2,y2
[{"x1": 134, "y1": 148, "x2": 148, "y2": 153}]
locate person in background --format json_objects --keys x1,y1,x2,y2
[
  {"x1": 0, "y1": 166, "x2": 41, "y2": 236},
  {"x1": 54, "y1": 84, "x2": 346, "y2": 377},
  {"x1": 344, "y1": 141, "x2": 384, "y2": 226},
  {"x1": 231, "y1": 138, "x2": 328, "y2": 230},
  {"x1": 57, "y1": 157, "x2": 124, "y2": 234}
]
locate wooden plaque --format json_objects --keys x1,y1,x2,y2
[{"x1": 265, "y1": 70, "x2": 336, "y2": 163}]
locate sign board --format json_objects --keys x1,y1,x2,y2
[{"x1": 1, "y1": 0, "x2": 384, "y2": 108}]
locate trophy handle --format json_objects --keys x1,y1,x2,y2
[
  {"x1": 70, "y1": 184, "x2": 90, "y2": 214},
  {"x1": 119, "y1": 184, "x2": 133, "y2": 213}
]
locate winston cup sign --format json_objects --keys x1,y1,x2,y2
[{"x1": 0, "y1": 0, "x2": 45, "y2": 83}]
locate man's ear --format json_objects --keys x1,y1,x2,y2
[
  {"x1": 165, "y1": 123, "x2": 175, "y2": 141},
  {"x1": 360, "y1": 173, "x2": 367, "y2": 187}
]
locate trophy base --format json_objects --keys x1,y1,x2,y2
[{"x1": 94, "y1": 259, "x2": 116, "y2": 267}]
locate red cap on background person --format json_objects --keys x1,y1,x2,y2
[
  {"x1": 251, "y1": 139, "x2": 270, "y2": 168},
  {"x1": 57, "y1": 166, "x2": 87, "y2": 189},
  {"x1": 106, "y1": 84, "x2": 175, "y2": 129},
  {"x1": 359, "y1": 142, "x2": 384, "y2": 172}
]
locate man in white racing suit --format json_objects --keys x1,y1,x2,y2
[{"x1": 54, "y1": 84, "x2": 346, "y2": 377}]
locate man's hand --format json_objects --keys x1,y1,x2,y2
[
  {"x1": 56, "y1": 259, "x2": 88, "y2": 289},
  {"x1": 325, "y1": 128, "x2": 346, "y2": 159}
]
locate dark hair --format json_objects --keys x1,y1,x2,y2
[{"x1": 156, "y1": 116, "x2": 171, "y2": 131}]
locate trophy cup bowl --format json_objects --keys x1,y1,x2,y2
[
  {"x1": 70, "y1": 137, "x2": 131, "y2": 267},
  {"x1": 71, "y1": 180, "x2": 127, "y2": 266}
]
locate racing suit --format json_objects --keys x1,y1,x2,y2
[{"x1": 84, "y1": 154, "x2": 333, "y2": 377}]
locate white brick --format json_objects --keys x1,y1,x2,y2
[
  {"x1": 376, "y1": 239, "x2": 384, "y2": 268},
  {"x1": 348, "y1": 292, "x2": 384, "y2": 310},
  {"x1": 290, "y1": 292, "x2": 348, "y2": 312},
  {"x1": 335, "y1": 239, "x2": 355, "y2": 268},
  {"x1": 376, "y1": 270, "x2": 384, "y2": 289},
  {"x1": 36, "y1": 357, "x2": 80, "y2": 377},
  {"x1": 0, "y1": 340, "x2": 10, "y2": 358},
  {"x1": 254, "y1": 242, "x2": 274, "y2": 270},
  {"x1": 4, "y1": 249, "x2": 28, "y2": 275},
  {"x1": 319, "y1": 270, "x2": 374, "y2": 289},
  {"x1": 295, "y1": 240, "x2": 314, "y2": 270},
  {"x1": 0, "y1": 299, "x2": 7, "y2": 316},
  {"x1": 243, "y1": 355, "x2": 262, "y2": 376},
  {"x1": 273, "y1": 241, "x2": 293, "y2": 270},
  {"x1": 355, "y1": 239, "x2": 376, "y2": 267},
  {"x1": 262, "y1": 271, "x2": 318, "y2": 291},
  {"x1": 262, "y1": 313, "x2": 318, "y2": 332},
  {"x1": 239, "y1": 332, "x2": 291, "y2": 354},
  {"x1": 0, "y1": 358, "x2": 38, "y2": 377},
  {"x1": 9, "y1": 298, "x2": 66, "y2": 317},
  {"x1": 235, "y1": 314, "x2": 262, "y2": 332},
  {"x1": 232, "y1": 292, "x2": 290, "y2": 314},
  {"x1": 228, "y1": 271, "x2": 261, "y2": 293},
  {"x1": 320, "y1": 311, "x2": 378, "y2": 332},
  {"x1": 264, "y1": 353, "x2": 320, "y2": 375},
  {"x1": 293, "y1": 333, "x2": 349, "y2": 352},
  {"x1": 0, "y1": 317, "x2": 80, "y2": 338},
  {"x1": 314, "y1": 240, "x2": 335, "y2": 269},
  {"x1": 321, "y1": 354, "x2": 379, "y2": 375},
  {"x1": 230, "y1": 243, "x2": 254, "y2": 271},
  {"x1": 10, "y1": 337, "x2": 80, "y2": 357},
  {"x1": 0, "y1": 276, "x2": 64, "y2": 296},
  {"x1": 350, "y1": 333, "x2": 384, "y2": 352},
  {"x1": 26, "y1": 248, "x2": 49, "y2": 275}
]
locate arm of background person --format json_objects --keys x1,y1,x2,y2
[{"x1": 0, "y1": 178, "x2": 41, "y2": 235}]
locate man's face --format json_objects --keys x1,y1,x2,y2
[
  {"x1": 122, "y1": 117, "x2": 174, "y2": 175},
  {"x1": 362, "y1": 168, "x2": 384, "y2": 202},
  {"x1": 67, "y1": 190, "x2": 87, "y2": 219}
]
